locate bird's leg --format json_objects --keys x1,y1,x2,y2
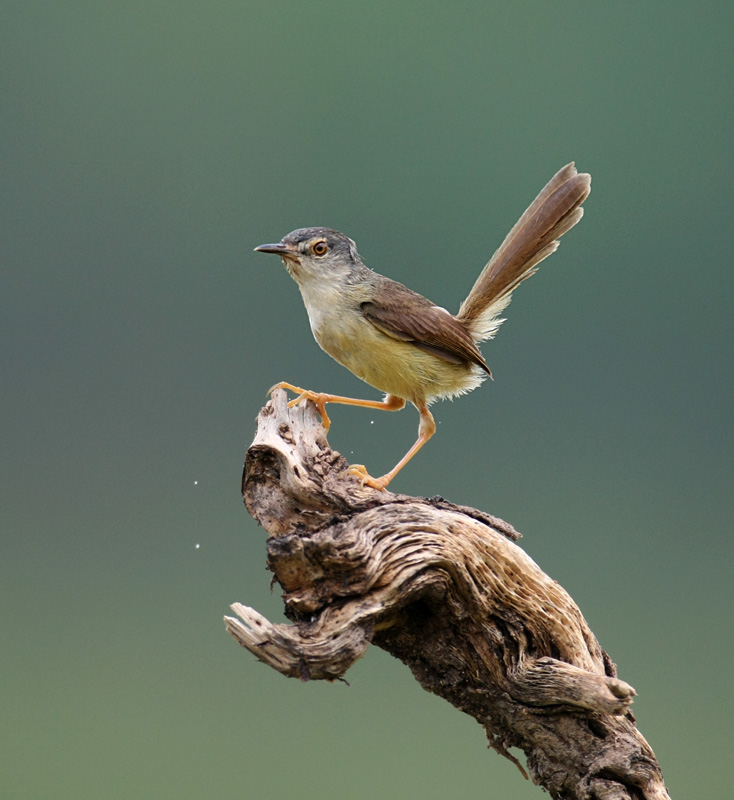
[
  {"x1": 348, "y1": 403, "x2": 436, "y2": 492},
  {"x1": 268, "y1": 382, "x2": 405, "y2": 433}
]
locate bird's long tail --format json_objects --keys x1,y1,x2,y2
[{"x1": 456, "y1": 163, "x2": 591, "y2": 342}]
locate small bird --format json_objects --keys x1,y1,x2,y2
[{"x1": 255, "y1": 163, "x2": 591, "y2": 491}]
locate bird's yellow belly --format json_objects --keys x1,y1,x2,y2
[{"x1": 312, "y1": 314, "x2": 485, "y2": 405}]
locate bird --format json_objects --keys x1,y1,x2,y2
[{"x1": 254, "y1": 163, "x2": 591, "y2": 491}]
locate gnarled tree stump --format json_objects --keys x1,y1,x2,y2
[{"x1": 225, "y1": 390, "x2": 669, "y2": 799}]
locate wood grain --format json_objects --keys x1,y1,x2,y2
[{"x1": 225, "y1": 390, "x2": 669, "y2": 799}]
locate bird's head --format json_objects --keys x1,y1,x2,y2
[{"x1": 254, "y1": 227, "x2": 364, "y2": 286}]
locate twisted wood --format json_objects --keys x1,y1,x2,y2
[{"x1": 225, "y1": 390, "x2": 669, "y2": 799}]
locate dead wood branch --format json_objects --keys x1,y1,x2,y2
[{"x1": 225, "y1": 390, "x2": 669, "y2": 799}]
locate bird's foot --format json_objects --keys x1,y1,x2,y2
[
  {"x1": 268, "y1": 382, "x2": 332, "y2": 432},
  {"x1": 347, "y1": 464, "x2": 392, "y2": 492},
  {"x1": 267, "y1": 381, "x2": 305, "y2": 398}
]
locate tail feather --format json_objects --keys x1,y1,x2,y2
[{"x1": 457, "y1": 163, "x2": 591, "y2": 342}]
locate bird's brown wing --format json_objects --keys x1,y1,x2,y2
[{"x1": 360, "y1": 278, "x2": 491, "y2": 376}]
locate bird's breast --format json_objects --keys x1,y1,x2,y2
[{"x1": 300, "y1": 287, "x2": 485, "y2": 404}]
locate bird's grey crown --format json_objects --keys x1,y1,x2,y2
[{"x1": 283, "y1": 227, "x2": 361, "y2": 264}]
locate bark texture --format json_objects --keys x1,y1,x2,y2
[{"x1": 225, "y1": 390, "x2": 669, "y2": 799}]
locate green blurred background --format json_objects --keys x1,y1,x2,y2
[{"x1": 2, "y1": 2, "x2": 731, "y2": 797}]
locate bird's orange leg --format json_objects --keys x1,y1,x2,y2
[
  {"x1": 268, "y1": 382, "x2": 405, "y2": 432},
  {"x1": 348, "y1": 403, "x2": 436, "y2": 492}
]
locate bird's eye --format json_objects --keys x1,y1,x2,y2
[{"x1": 312, "y1": 240, "x2": 328, "y2": 256}]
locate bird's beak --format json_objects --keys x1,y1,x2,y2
[{"x1": 254, "y1": 242, "x2": 299, "y2": 260}]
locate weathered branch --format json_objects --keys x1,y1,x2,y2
[{"x1": 225, "y1": 390, "x2": 669, "y2": 799}]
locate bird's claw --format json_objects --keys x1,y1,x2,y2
[
  {"x1": 267, "y1": 381, "x2": 305, "y2": 398},
  {"x1": 347, "y1": 464, "x2": 391, "y2": 492},
  {"x1": 267, "y1": 382, "x2": 331, "y2": 432}
]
